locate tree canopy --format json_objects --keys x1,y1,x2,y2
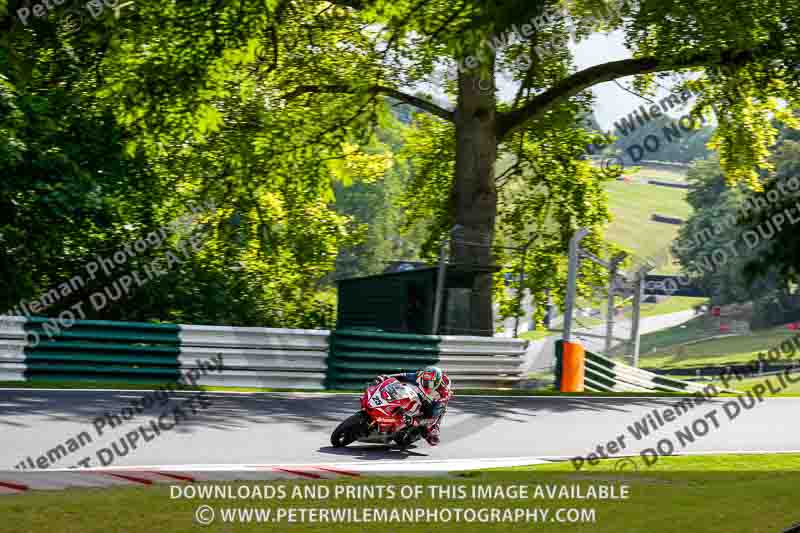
[{"x1": 3, "y1": 0, "x2": 800, "y2": 331}]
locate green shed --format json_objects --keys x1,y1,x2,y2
[{"x1": 335, "y1": 264, "x2": 500, "y2": 336}]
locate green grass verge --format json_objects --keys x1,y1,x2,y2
[
  {"x1": 626, "y1": 164, "x2": 689, "y2": 184},
  {"x1": 629, "y1": 296, "x2": 706, "y2": 319},
  {"x1": 632, "y1": 321, "x2": 799, "y2": 370},
  {"x1": 610, "y1": 316, "x2": 718, "y2": 360},
  {"x1": 3, "y1": 455, "x2": 800, "y2": 533},
  {"x1": 711, "y1": 374, "x2": 800, "y2": 395},
  {"x1": 519, "y1": 329, "x2": 559, "y2": 341},
  {"x1": 518, "y1": 298, "x2": 704, "y2": 346},
  {"x1": 604, "y1": 178, "x2": 690, "y2": 273},
  {"x1": 488, "y1": 453, "x2": 800, "y2": 473}
]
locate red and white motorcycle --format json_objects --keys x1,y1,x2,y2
[{"x1": 330, "y1": 376, "x2": 427, "y2": 449}]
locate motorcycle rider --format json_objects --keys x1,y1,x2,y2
[{"x1": 371, "y1": 366, "x2": 452, "y2": 446}]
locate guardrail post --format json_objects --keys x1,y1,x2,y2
[
  {"x1": 604, "y1": 252, "x2": 627, "y2": 354},
  {"x1": 431, "y1": 237, "x2": 449, "y2": 335},
  {"x1": 513, "y1": 234, "x2": 538, "y2": 338},
  {"x1": 564, "y1": 228, "x2": 590, "y2": 343},
  {"x1": 560, "y1": 340, "x2": 585, "y2": 392},
  {"x1": 630, "y1": 266, "x2": 648, "y2": 367}
]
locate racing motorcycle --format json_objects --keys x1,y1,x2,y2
[{"x1": 330, "y1": 376, "x2": 427, "y2": 449}]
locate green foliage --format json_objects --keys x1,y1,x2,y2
[
  {"x1": 398, "y1": 112, "x2": 457, "y2": 260},
  {"x1": 492, "y1": 121, "x2": 618, "y2": 327},
  {"x1": 4, "y1": 0, "x2": 800, "y2": 333},
  {"x1": 672, "y1": 153, "x2": 792, "y2": 309},
  {"x1": 334, "y1": 104, "x2": 429, "y2": 279},
  {"x1": 741, "y1": 124, "x2": 800, "y2": 292},
  {"x1": 672, "y1": 157, "x2": 757, "y2": 302},
  {"x1": 0, "y1": 1, "x2": 375, "y2": 328},
  {"x1": 627, "y1": 0, "x2": 800, "y2": 187},
  {"x1": 607, "y1": 112, "x2": 715, "y2": 164},
  {"x1": 0, "y1": 34, "x2": 166, "y2": 315}
]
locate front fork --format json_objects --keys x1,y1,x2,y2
[{"x1": 426, "y1": 404, "x2": 447, "y2": 429}]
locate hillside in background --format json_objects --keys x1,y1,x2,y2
[
  {"x1": 604, "y1": 164, "x2": 690, "y2": 273},
  {"x1": 606, "y1": 113, "x2": 715, "y2": 166}
]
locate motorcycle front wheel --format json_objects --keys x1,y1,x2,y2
[{"x1": 330, "y1": 412, "x2": 368, "y2": 447}]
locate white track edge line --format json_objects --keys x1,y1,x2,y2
[
  {"x1": 0, "y1": 388, "x2": 795, "y2": 399},
  {"x1": 5, "y1": 450, "x2": 800, "y2": 473}
]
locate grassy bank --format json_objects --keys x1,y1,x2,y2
[
  {"x1": 0, "y1": 381, "x2": 355, "y2": 394},
  {"x1": 711, "y1": 374, "x2": 800, "y2": 395},
  {"x1": 604, "y1": 178, "x2": 690, "y2": 272},
  {"x1": 630, "y1": 296, "x2": 706, "y2": 319},
  {"x1": 487, "y1": 452, "x2": 800, "y2": 472},
  {"x1": 519, "y1": 329, "x2": 559, "y2": 341},
  {"x1": 519, "y1": 297, "x2": 704, "y2": 347},
  {"x1": 631, "y1": 321, "x2": 799, "y2": 370},
  {"x1": 2, "y1": 454, "x2": 799, "y2": 533}
]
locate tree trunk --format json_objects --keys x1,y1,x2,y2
[{"x1": 451, "y1": 64, "x2": 497, "y2": 336}]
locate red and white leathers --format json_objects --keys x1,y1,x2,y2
[{"x1": 373, "y1": 371, "x2": 452, "y2": 445}]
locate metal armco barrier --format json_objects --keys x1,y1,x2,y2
[
  {"x1": 24, "y1": 318, "x2": 181, "y2": 383},
  {"x1": 325, "y1": 329, "x2": 441, "y2": 389},
  {"x1": 325, "y1": 329, "x2": 528, "y2": 389},
  {"x1": 438, "y1": 335, "x2": 528, "y2": 388},
  {"x1": 179, "y1": 325, "x2": 328, "y2": 389},
  {"x1": 0, "y1": 318, "x2": 528, "y2": 390},
  {"x1": 0, "y1": 317, "x2": 26, "y2": 381},
  {"x1": 554, "y1": 340, "x2": 711, "y2": 393}
]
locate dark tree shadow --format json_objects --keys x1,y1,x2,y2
[{"x1": 317, "y1": 445, "x2": 428, "y2": 460}]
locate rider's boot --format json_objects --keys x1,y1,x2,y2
[{"x1": 424, "y1": 423, "x2": 440, "y2": 446}]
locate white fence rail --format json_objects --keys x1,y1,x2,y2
[
  {"x1": 180, "y1": 328, "x2": 528, "y2": 390},
  {"x1": 0, "y1": 318, "x2": 27, "y2": 381},
  {"x1": 179, "y1": 326, "x2": 329, "y2": 390},
  {"x1": 0, "y1": 316, "x2": 528, "y2": 389},
  {"x1": 438, "y1": 336, "x2": 528, "y2": 389}
]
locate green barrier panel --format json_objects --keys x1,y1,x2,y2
[
  {"x1": 584, "y1": 360, "x2": 620, "y2": 390},
  {"x1": 23, "y1": 373, "x2": 182, "y2": 385},
  {"x1": 554, "y1": 339, "x2": 564, "y2": 389},
  {"x1": 325, "y1": 328, "x2": 440, "y2": 389},
  {"x1": 32, "y1": 341, "x2": 180, "y2": 354},
  {"x1": 582, "y1": 347, "x2": 703, "y2": 393},
  {"x1": 584, "y1": 352, "x2": 615, "y2": 369},
  {"x1": 23, "y1": 317, "x2": 182, "y2": 382},
  {"x1": 25, "y1": 352, "x2": 180, "y2": 366}
]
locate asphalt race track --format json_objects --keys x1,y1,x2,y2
[{"x1": 2, "y1": 389, "x2": 798, "y2": 470}]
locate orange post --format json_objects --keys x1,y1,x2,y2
[{"x1": 561, "y1": 341, "x2": 585, "y2": 392}]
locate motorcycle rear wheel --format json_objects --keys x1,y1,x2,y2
[{"x1": 330, "y1": 412, "x2": 367, "y2": 447}]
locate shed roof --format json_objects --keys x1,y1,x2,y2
[{"x1": 336, "y1": 263, "x2": 502, "y2": 285}]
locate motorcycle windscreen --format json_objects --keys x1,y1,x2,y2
[{"x1": 381, "y1": 382, "x2": 415, "y2": 401}]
